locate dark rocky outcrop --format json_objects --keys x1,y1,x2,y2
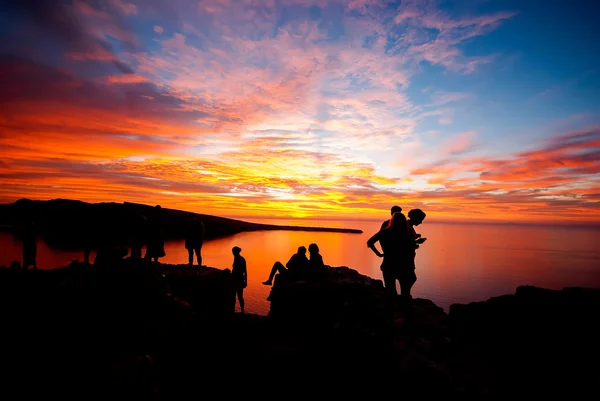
[
  {"x1": 0, "y1": 256, "x2": 598, "y2": 399},
  {"x1": 449, "y1": 285, "x2": 600, "y2": 398}
]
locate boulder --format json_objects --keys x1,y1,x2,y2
[{"x1": 449, "y1": 286, "x2": 600, "y2": 398}]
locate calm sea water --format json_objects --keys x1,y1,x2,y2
[{"x1": 1, "y1": 218, "x2": 599, "y2": 315}]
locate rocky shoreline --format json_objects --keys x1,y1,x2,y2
[{"x1": 1, "y1": 255, "x2": 598, "y2": 399}]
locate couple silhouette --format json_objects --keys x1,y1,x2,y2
[
  {"x1": 368, "y1": 205, "x2": 427, "y2": 302},
  {"x1": 262, "y1": 243, "x2": 326, "y2": 285}
]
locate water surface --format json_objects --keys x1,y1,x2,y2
[{"x1": 2, "y1": 219, "x2": 599, "y2": 315}]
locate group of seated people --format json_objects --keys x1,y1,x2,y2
[{"x1": 262, "y1": 243, "x2": 327, "y2": 286}]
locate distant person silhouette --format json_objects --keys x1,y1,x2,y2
[
  {"x1": 130, "y1": 212, "x2": 147, "y2": 260},
  {"x1": 403, "y1": 209, "x2": 427, "y2": 298},
  {"x1": 367, "y1": 212, "x2": 413, "y2": 301},
  {"x1": 21, "y1": 221, "x2": 37, "y2": 270},
  {"x1": 231, "y1": 246, "x2": 247, "y2": 314},
  {"x1": 184, "y1": 214, "x2": 204, "y2": 267},
  {"x1": 262, "y1": 246, "x2": 308, "y2": 286},
  {"x1": 307, "y1": 243, "x2": 328, "y2": 282},
  {"x1": 84, "y1": 248, "x2": 92, "y2": 264},
  {"x1": 144, "y1": 205, "x2": 166, "y2": 263}
]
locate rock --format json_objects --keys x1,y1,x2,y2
[
  {"x1": 1, "y1": 257, "x2": 598, "y2": 399},
  {"x1": 267, "y1": 265, "x2": 388, "y2": 335},
  {"x1": 449, "y1": 286, "x2": 600, "y2": 398}
]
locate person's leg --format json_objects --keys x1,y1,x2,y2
[
  {"x1": 382, "y1": 266, "x2": 398, "y2": 320},
  {"x1": 187, "y1": 248, "x2": 194, "y2": 266},
  {"x1": 237, "y1": 289, "x2": 245, "y2": 314},
  {"x1": 382, "y1": 267, "x2": 398, "y2": 297},
  {"x1": 263, "y1": 261, "x2": 286, "y2": 285},
  {"x1": 400, "y1": 269, "x2": 417, "y2": 299},
  {"x1": 195, "y1": 247, "x2": 202, "y2": 267}
]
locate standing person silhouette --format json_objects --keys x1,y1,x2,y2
[
  {"x1": 381, "y1": 205, "x2": 403, "y2": 231},
  {"x1": 130, "y1": 212, "x2": 146, "y2": 260},
  {"x1": 231, "y1": 246, "x2": 247, "y2": 314},
  {"x1": 22, "y1": 221, "x2": 37, "y2": 270},
  {"x1": 184, "y1": 214, "x2": 204, "y2": 267},
  {"x1": 367, "y1": 212, "x2": 413, "y2": 304},
  {"x1": 403, "y1": 209, "x2": 427, "y2": 299},
  {"x1": 145, "y1": 205, "x2": 166, "y2": 263}
]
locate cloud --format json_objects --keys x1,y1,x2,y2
[
  {"x1": 441, "y1": 131, "x2": 477, "y2": 156},
  {"x1": 408, "y1": 127, "x2": 600, "y2": 220},
  {"x1": 5, "y1": 0, "x2": 139, "y2": 75},
  {"x1": 3, "y1": 0, "x2": 594, "y2": 222},
  {"x1": 392, "y1": 0, "x2": 517, "y2": 72},
  {"x1": 110, "y1": 0, "x2": 138, "y2": 15},
  {"x1": 104, "y1": 74, "x2": 151, "y2": 84}
]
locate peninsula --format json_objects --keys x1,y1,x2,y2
[{"x1": 0, "y1": 198, "x2": 362, "y2": 249}]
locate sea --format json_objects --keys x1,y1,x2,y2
[{"x1": 1, "y1": 218, "x2": 599, "y2": 315}]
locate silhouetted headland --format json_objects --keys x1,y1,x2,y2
[
  {"x1": 1, "y1": 252, "x2": 598, "y2": 398},
  {"x1": 0, "y1": 198, "x2": 362, "y2": 249}
]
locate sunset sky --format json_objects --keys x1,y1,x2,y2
[{"x1": 1, "y1": 0, "x2": 599, "y2": 222}]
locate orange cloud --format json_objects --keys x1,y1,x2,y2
[
  {"x1": 1, "y1": 0, "x2": 597, "y2": 224},
  {"x1": 105, "y1": 74, "x2": 150, "y2": 84}
]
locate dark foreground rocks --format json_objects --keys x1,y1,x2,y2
[{"x1": 0, "y1": 258, "x2": 598, "y2": 400}]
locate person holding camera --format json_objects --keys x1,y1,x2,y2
[{"x1": 231, "y1": 246, "x2": 247, "y2": 314}]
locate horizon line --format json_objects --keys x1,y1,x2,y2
[{"x1": 3, "y1": 198, "x2": 600, "y2": 229}]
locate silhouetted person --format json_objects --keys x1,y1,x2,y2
[
  {"x1": 231, "y1": 246, "x2": 247, "y2": 314},
  {"x1": 403, "y1": 209, "x2": 427, "y2": 298},
  {"x1": 184, "y1": 214, "x2": 204, "y2": 267},
  {"x1": 307, "y1": 243, "x2": 328, "y2": 282},
  {"x1": 130, "y1": 212, "x2": 147, "y2": 260},
  {"x1": 380, "y1": 205, "x2": 403, "y2": 231},
  {"x1": 84, "y1": 248, "x2": 92, "y2": 264},
  {"x1": 21, "y1": 221, "x2": 37, "y2": 270},
  {"x1": 262, "y1": 246, "x2": 308, "y2": 285},
  {"x1": 145, "y1": 205, "x2": 165, "y2": 263},
  {"x1": 367, "y1": 212, "x2": 413, "y2": 302}
]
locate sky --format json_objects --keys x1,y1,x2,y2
[{"x1": 0, "y1": 0, "x2": 599, "y2": 223}]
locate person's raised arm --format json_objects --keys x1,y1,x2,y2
[{"x1": 366, "y1": 231, "x2": 384, "y2": 258}]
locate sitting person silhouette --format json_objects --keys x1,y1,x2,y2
[
  {"x1": 231, "y1": 246, "x2": 247, "y2": 314},
  {"x1": 262, "y1": 246, "x2": 308, "y2": 286},
  {"x1": 307, "y1": 243, "x2": 328, "y2": 282}
]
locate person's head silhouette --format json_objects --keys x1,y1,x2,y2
[
  {"x1": 391, "y1": 205, "x2": 402, "y2": 215},
  {"x1": 297, "y1": 246, "x2": 307, "y2": 255},
  {"x1": 388, "y1": 211, "x2": 407, "y2": 228},
  {"x1": 232, "y1": 246, "x2": 242, "y2": 255},
  {"x1": 308, "y1": 243, "x2": 319, "y2": 254},
  {"x1": 408, "y1": 209, "x2": 426, "y2": 226}
]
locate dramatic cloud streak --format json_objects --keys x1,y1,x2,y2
[{"x1": 0, "y1": 0, "x2": 598, "y2": 222}]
